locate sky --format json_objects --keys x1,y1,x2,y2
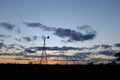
[
  {"x1": 0, "y1": 0, "x2": 120, "y2": 47},
  {"x1": 0, "y1": 0, "x2": 120, "y2": 64}
]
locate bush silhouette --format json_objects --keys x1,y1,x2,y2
[
  {"x1": 115, "y1": 51, "x2": 120, "y2": 60},
  {"x1": 112, "y1": 61, "x2": 116, "y2": 65}
]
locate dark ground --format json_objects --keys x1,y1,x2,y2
[{"x1": 0, "y1": 64, "x2": 120, "y2": 79}]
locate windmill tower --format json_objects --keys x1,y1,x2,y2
[{"x1": 40, "y1": 35, "x2": 49, "y2": 64}]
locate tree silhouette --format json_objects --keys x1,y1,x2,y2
[
  {"x1": 115, "y1": 51, "x2": 120, "y2": 60},
  {"x1": 112, "y1": 61, "x2": 116, "y2": 65}
]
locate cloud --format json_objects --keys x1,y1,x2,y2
[
  {"x1": 15, "y1": 27, "x2": 21, "y2": 34},
  {"x1": 0, "y1": 43, "x2": 118, "y2": 62},
  {"x1": 77, "y1": 25, "x2": 90, "y2": 30},
  {"x1": 114, "y1": 43, "x2": 120, "y2": 47},
  {"x1": 24, "y1": 22, "x2": 97, "y2": 42},
  {"x1": 1, "y1": 44, "x2": 24, "y2": 55},
  {"x1": 77, "y1": 25, "x2": 96, "y2": 34},
  {"x1": 24, "y1": 48, "x2": 36, "y2": 53},
  {"x1": 15, "y1": 38, "x2": 22, "y2": 42},
  {"x1": 0, "y1": 34, "x2": 10, "y2": 38},
  {"x1": 22, "y1": 37, "x2": 32, "y2": 42},
  {"x1": 28, "y1": 46, "x2": 82, "y2": 51},
  {"x1": 84, "y1": 54, "x2": 116, "y2": 62},
  {"x1": 24, "y1": 22, "x2": 42, "y2": 27},
  {"x1": 90, "y1": 45, "x2": 100, "y2": 50},
  {"x1": 32, "y1": 36, "x2": 37, "y2": 41},
  {"x1": 54, "y1": 28, "x2": 96, "y2": 42},
  {"x1": 24, "y1": 22, "x2": 56, "y2": 31},
  {"x1": 0, "y1": 22, "x2": 15, "y2": 30},
  {"x1": 101, "y1": 45, "x2": 112, "y2": 49},
  {"x1": 98, "y1": 50, "x2": 116, "y2": 56},
  {"x1": 0, "y1": 42, "x2": 4, "y2": 48},
  {"x1": 15, "y1": 36, "x2": 38, "y2": 43},
  {"x1": 89, "y1": 44, "x2": 112, "y2": 50},
  {"x1": 0, "y1": 39, "x2": 4, "y2": 42}
]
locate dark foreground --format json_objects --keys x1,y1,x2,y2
[{"x1": 0, "y1": 64, "x2": 120, "y2": 79}]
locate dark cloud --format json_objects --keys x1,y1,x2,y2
[
  {"x1": 24, "y1": 22, "x2": 97, "y2": 42},
  {"x1": 89, "y1": 45, "x2": 100, "y2": 50},
  {"x1": 32, "y1": 36, "x2": 37, "y2": 41},
  {"x1": 0, "y1": 22, "x2": 15, "y2": 30},
  {"x1": 0, "y1": 52, "x2": 24, "y2": 56},
  {"x1": 89, "y1": 44, "x2": 112, "y2": 50},
  {"x1": 0, "y1": 39, "x2": 4, "y2": 42},
  {"x1": 19, "y1": 45, "x2": 25, "y2": 49},
  {"x1": 24, "y1": 22, "x2": 56, "y2": 31},
  {"x1": 5, "y1": 44, "x2": 15, "y2": 49},
  {"x1": 24, "y1": 49, "x2": 36, "y2": 53},
  {"x1": 77, "y1": 25, "x2": 96, "y2": 34},
  {"x1": 15, "y1": 38, "x2": 22, "y2": 42},
  {"x1": 22, "y1": 37, "x2": 32, "y2": 42},
  {"x1": 0, "y1": 22, "x2": 21, "y2": 34},
  {"x1": 0, "y1": 34, "x2": 10, "y2": 38},
  {"x1": 3, "y1": 44, "x2": 24, "y2": 51},
  {"x1": 101, "y1": 45, "x2": 112, "y2": 49},
  {"x1": 114, "y1": 43, "x2": 120, "y2": 47},
  {"x1": 22, "y1": 36, "x2": 38, "y2": 42},
  {"x1": 98, "y1": 50, "x2": 116, "y2": 56},
  {"x1": 24, "y1": 22, "x2": 42, "y2": 27},
  {"x1": 0, "y1": 42, "x2": 4, "y2": 48},
  {"x1": 28, "y1": 46, "x2": 82, "y2": 51},
  {"x1": 54, "y1": 28, "x2": 96, "y2": 42},
  {"x1": 61, "y1": 40, "x2": 68, "y2": 45},
  {"x1": 15, "y1": 36, "x2": 38, "y2": 42}
]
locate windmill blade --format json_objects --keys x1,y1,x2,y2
[
  {"x1": 47, "y1": 36, "x2": 49, "y2": 39},
  {"x1": 41, "y1": 35, "x2": 44, "y2": 39}
]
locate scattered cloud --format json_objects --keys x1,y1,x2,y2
[
  {"x1": 84, "y1": 54, "x2": 116, "y2": 62},
  {"x1": 32, "y1": 36, "x2": 37, "y2": 41},
  {"x1": 24, "y1": 48, "x2": 36, "y2": 53},
  {"x1": 0, "y1": 21, "x2": 120, "y2": 63},
  {"x1": 24, "y1": 22, "x2": 42, "y2": 27},
  {"x1": 0, "y1": 34, "x2": 10, "y2": 38},
  {"x1": 90, "y1": 45, "x2": 100, "y2": 50},
  {"x1": 23, "y1": 36, "x2": 38, "y2": 42},
  {"x1": 0, "y1": 43, "x2": 119, "y2": 62},
  {"x1": 98, "y1": 50, "x2": 116, "y2": 56},
  {"x1": 0, "y1": 42, "x2": 4, "y2": 48},
  {"x1": 15, "y1": 27, "x2": 21, "y2": 34},
  {"x1": 24, "y1": 22, "x2": 56, "y2": 31},
  {"x1": 30, "y1": 46, "x2": 81, "y2": 51},
  {"x1": 22, "y1": 37, "x2": 32, "y2": 42},
  {"x1": 0, "y1": 39, "x2": 4, "y2": 42},
  {"x1": 15, "y1": 38, "x2": 22, "y2": 42},
  {"x1": 0, "y1": 22, "x2": 15, "y2": 30},
  {"x1": 54, "y1": 28, "x2": 96, "y2": 42},
  {"x1": 77, "y1": 25, "x2": 91, "y2": 30},
  {"x1": 114, "y1": 43, "x2": 120, "y2": 47},
  {"x1": 101, "y1": 44, "x2": 112, "y2": 49},
  {"x1": 24, "y1": 22, "x2": 97, "y2": 42},
  {"x1": 15, "y1": 36, "x2": 38, "y2": 42}
]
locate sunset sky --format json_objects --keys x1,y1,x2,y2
[{"x1": 0, "y1": 0, "x2": 120, "y2": 64}]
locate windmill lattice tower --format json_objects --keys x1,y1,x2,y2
[{"x1": 40, "y1": 35, "x2": 49, "y2": 64}]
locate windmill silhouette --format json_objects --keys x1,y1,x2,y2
[{"x1": 40, "y1": 35, "x2": 49, "y2": 64}]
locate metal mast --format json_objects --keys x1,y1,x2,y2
[{"x1": 40, "y1": 35, "x2": 49, "y2": 64}]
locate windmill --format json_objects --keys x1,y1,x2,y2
[{"x1": 40, "y1": 35, "x2": 49, "y2": 64}]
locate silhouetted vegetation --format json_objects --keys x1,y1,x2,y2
[
  {"x1": 115, "y1": 51, "x2": 120, "y2": 60},
  {"x1": 112, "y1": 61, "x2": 116, "y2": 65}
]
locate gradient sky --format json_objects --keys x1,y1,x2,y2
[{"x1": 0, "y1": 0, "x2": 120, "y2": 48}]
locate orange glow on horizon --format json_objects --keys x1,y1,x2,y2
[{"x1": 0, "y1": 58, "x2": 119, "y2": 65}]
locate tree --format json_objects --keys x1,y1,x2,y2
[{"x1": 114, "y1": 52, "x2": 120, "y2": 60}]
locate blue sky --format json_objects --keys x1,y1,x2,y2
[{"x1": 0, "y1": 0, "x2": 120, "y2": 48}]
